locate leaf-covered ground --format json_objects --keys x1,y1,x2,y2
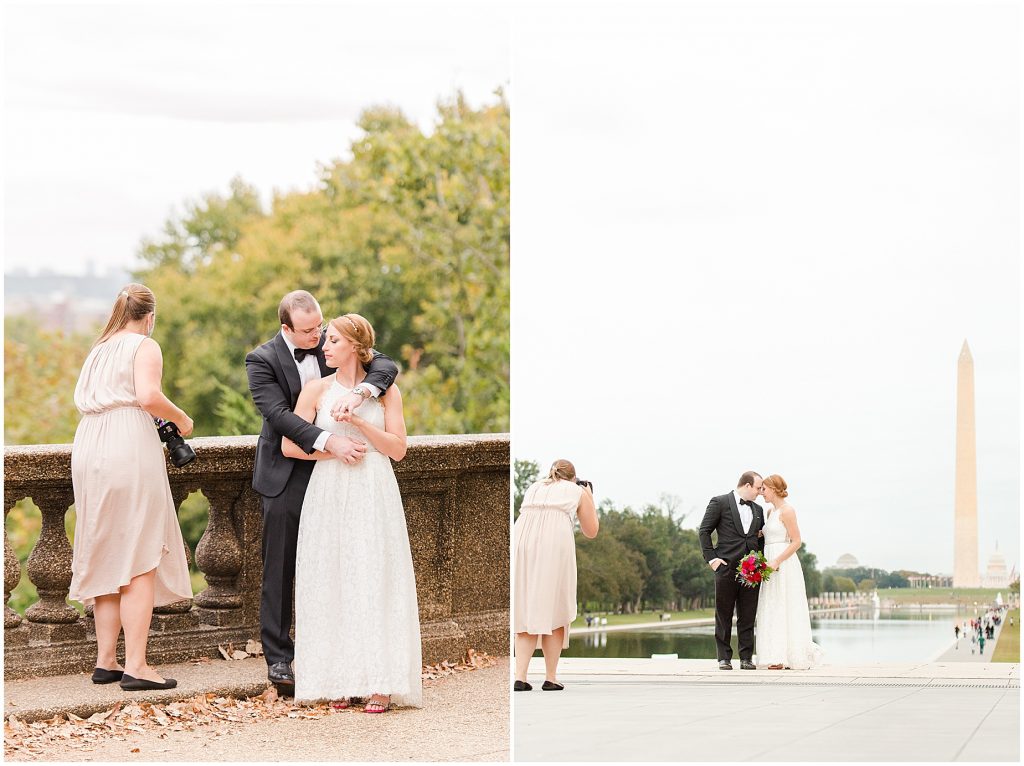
[{"x1": 5, "y1": 650, "x2": 501, "y2": 761}]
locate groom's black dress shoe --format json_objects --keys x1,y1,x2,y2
[
  {"x1": 513, "y1": 680, "x2": 532, "y2": 691},
  {"x1": 541, "y1": 681, "x2": 565, "y2": 691},
  {"x1": 268, "y1": 662, "x2": 295, "y2": 686},
  {"x1": 740, "y1": 660, "x2": 757, "y2": 670},
  {"x1": 91, "y1": 667, "x2": 124, "y2": 684},
  {"x1": 119, "y1": 674, "x2": 177, "y2": 691},
  {"x1": 718, "y1": 660, "x2": 733, "y2": 670}
]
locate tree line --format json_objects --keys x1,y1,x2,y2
[
  {"x1": 515, "y1": 459, "x2": 824, "y2": 613},
  {"x1": 5, "y1": 90, "x2": 509, "y2": 447},
  {"x1": 4, "y1": 91, "x2": 509, "y2": 611}
]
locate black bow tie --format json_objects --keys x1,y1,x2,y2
[
  {"x1": 293, "y1": 347, "x2": 316, "y2": 363},
  {"x1": 740, "y1": 499, "x2": 755, "y2": 508}
]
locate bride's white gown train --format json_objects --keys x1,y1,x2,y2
[
  {"x1": 293, "y1": 381, "x2": 422, "y2": 706},
  {"x1": 754, "y1": 508, "x2": 823, "y2": 669}
]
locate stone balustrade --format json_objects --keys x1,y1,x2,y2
[
  {"x1": 808, "y1": 591, "x2": 875, "y2": 609},
  {"x1": 4, "y1": 434, "x2": 509, "y2": 680}
]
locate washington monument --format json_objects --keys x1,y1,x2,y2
[{"x1": 953, "y1": 340, "x2": 979, "y2": 587}]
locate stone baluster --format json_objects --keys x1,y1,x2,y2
[
  {"x1": 25, "y1": 489, "x2": 85, "y2": 643},
  {"x1": 150, "y1": 484, "x2": 200, "y2": 631},
  {"x1": 4, "y1": 492, "x2": 23, "y2": 630},
  {"x1": 193, "y1": 483, "x2": 244, "y2": 626}
]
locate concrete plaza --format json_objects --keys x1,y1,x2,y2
[{"x1": 515, "y1": 657, "x2": 1019, "y2": 762}]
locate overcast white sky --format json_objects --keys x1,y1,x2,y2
[
  {"x1": 512, "y1": 1, "x2": 1020, "y2": 576},
  {"x1": 2, "y1": 0, "x2": 510, "y2": 276}
]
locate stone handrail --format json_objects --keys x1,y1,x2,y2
[{"x1": 4, "y1": 434, "x2": 509, "y2": 679}]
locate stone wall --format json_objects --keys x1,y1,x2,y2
[{"x1": 4, "y1": 434, "x2": 509, "y2": 679}]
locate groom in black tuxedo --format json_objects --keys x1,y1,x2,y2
[
  {"x1": 698, "y1": 471, "x2": 766, "y2": 670},
  {"x1": 245, "y1": 290, "x2": 398, "y2": 690}
]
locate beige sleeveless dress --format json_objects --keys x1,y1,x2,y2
[
  {"x1": 513, "y1": 479, "x2": 584, "y2": 648},
  {"x1": 69, "y1": 333, "x2": 192, "y2": 607}
]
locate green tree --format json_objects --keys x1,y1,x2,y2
[
  {"x1": 833, "y1": 576, "x2": 857, "y2": 594},
  {"x1": 514, "y1": 459, "x2": 540, "y2": 517},
  {"x1": 796, "y1": 542, "x2": 822, "y2": 598},
  {"x1": 4, "y1": 317, "x2": 96, "y2": 445},
  {"x1": 136, "y1": 91, "x2": 509, "y2": 438},
  {"x1": 575, "y1": 528, "x2": 645, "y2": 613}
]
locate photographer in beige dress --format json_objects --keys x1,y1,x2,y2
[
  {"x1": 513, "y1": 459, "x2": 599, "y2": 691},
  {"x1": 69, "y1": 284, "x2": 193, "y2": 692}
]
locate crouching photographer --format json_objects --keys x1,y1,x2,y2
[{"x1": 513, "y1": 459, "x2": 599, "y2": 692}]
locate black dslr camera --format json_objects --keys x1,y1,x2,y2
[
  {"x1": 576, "y1": 478, "x2": 594, "y2": 492},
  {"x1": 154, "y1": 419, "x2": 197, "y2": 467}
]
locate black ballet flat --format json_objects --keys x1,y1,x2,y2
[
  {"x1": 119, "y1": 673, "x2": 177, "y2": 691},
  {"x1": 91, "y1": 667, "x2": 124, "y2": 684},
  {"x1": 513, "y1": 680, "x2": 532, "y2": 691},
  {"x1": 541, "y1": 681, "x2": 564, "y2": 691}
]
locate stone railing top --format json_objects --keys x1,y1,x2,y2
[{"x1": 4, "y1": 433, "x2": 511, "y2": 490}]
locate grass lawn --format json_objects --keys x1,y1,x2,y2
[
  {"x1": 879, "y1": 587, "x2": 1008, "y2": 605},
  {"x1": 571, "y1": 609, "x2": 715, "y2": 629},
  {"x1": 992, "y1": 609, "x2": 1019, "y2": 663}
]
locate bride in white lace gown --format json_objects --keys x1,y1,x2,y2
[
  {"x1": 282, "y1": 314, "x2": 421, "y2": 711},
  {"x1": 754, "y1": 474, "x2": 823, "y2": 670}
]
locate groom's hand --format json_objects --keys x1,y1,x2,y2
[
  {"x1": 709, "y1": 558, "x2": 727, "y2": 571},
  {"x1": 325, "y1": 434, "x2": 367, "y2": 464}
]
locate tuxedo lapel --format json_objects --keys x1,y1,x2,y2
[
  {"x1": 751, "y1": 502, "x2": 764, "y2": 533},
  {"x1": 272, "y1": 334, "x2": 303, "y2": 403},
  {"x1": 314, "y1": 335, "x2": 331, "y2": 377},
  {"x1": 728, "y1": 492, "x2": 744, "y2": 534}
]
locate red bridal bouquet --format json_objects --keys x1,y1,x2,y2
[{"x1": 735, "y1": 551, "x2": 774, "y2": 588}]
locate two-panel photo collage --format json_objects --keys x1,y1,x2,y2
[{"x1": 2, "y1": 1, "x2": 1020, "y2": 763}]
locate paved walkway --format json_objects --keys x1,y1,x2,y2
[
  {"x1": 515, "y1": 658, "x2": 1019, "y2": 762},
  {"x1": 934, "y1": 617, "x2": 1008, "y2": 662},
  {"x1": 5, "y1": 657, "x2": 509, "y2": 761}
]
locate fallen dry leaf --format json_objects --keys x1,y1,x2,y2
[{"x1": 3, "y1": 648, "x2": 499, "y2": 757}]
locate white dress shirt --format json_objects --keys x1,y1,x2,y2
[{"x1": 733, "y1": 490, "x2": 753, "y2": 534}]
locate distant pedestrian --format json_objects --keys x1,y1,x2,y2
[
  {"x1": 954, "y1": 625, "x2": 960, "y2": 640},
  {"x1": 979, "y1": 635, "x2": 986, "y2": 655}
]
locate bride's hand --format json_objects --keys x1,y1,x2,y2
[
  {"x1": 769, "y1": 558, "x2": 781, "y2": 570},
  {"x1": 331, "y1": 392, "x2": 364, "y2": 420}
]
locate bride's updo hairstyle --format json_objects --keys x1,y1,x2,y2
[
  {"x1": 544, "y1": 459, "x2": 576, "y2": 484},
  {"x1": 763, "y1": 474, "x2": 789, "y2": 498},
  {"x1": 330, "y1": 313, "x2": 375, "y2": 364}
]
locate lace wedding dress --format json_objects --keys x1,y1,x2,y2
[
  {"x1": 293, "y1": 380, "x2": 422, "y2": 706},
  {"x1": 754, "y1": 507, "x2": 823, "y2": 669}
]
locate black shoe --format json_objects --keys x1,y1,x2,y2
[
  {"x1": 740, "y1": 660, "x2": 757, "y2": 670},
  {"x1": 718, "y1": 660, "x2": 733, "y2": 670},
  {"x1": 91, "y1": 667, "x2": 124, "y2": 684},
  {"x1": 268, "y1": 662, "x2": 295, "y2": 686},
  {"x1": 541, "y1": 681, "x2": 564, "y2": 691},
  {"x1": 119, "y1": 673, "x2": 177, "y2": 691},
  {"x1": 513, "y1": 680, "x2": 532, "y2": 691}
]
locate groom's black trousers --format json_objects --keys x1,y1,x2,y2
[
  {"x1": 259, "y1": 460, "x2": 315, "y2": 666},
  {"x1": 714, "y1": 564, "x2": 760, "y2": 662}
]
